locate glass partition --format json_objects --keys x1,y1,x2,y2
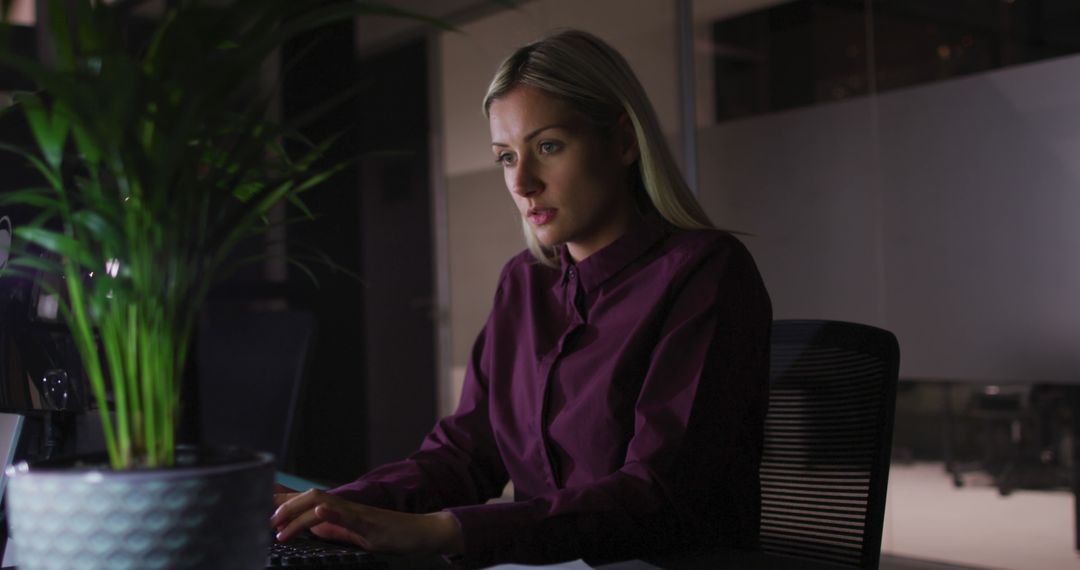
[
  {"x1": 689, "y1": 1, "x2": 1080, "y2": 567},
  {"x1": 691, "y1": 0, "x2": 1080, "y2": 384}
]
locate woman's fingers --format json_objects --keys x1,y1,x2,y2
[
  {"x1": 275, "y1": 505, "x2": 327, "y2": 542},
  {"x1": 271, "y1": 489, "x2": 338, "y2": 540},
  {"x1": 268, "y1": 490, "x2": 461, "y2": 556},
  {"x1": 270, "y1": 488, "x2": 314, "y2": 528}
]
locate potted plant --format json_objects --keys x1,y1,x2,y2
[{"x1": 0, "y1": 1, "x2": 441, "y2": 568}]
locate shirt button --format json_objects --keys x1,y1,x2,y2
[{"x1": 568, "y1": 268, "x2": 576, "y2": 279}]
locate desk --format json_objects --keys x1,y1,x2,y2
[
  {"x1": 4, "y1": 547, "x2": 851, "y2": 569},
  {"x1": 631, "y1": 548, "x2": 853, "y2": 569},
  {"x1": 375, "y1": 548, "x2": 853, "y2": 570}
]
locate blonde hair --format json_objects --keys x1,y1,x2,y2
[{"x1": 483, "y1": 29, "x2": 713, "y2": 266}]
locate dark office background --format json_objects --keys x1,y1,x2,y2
[{"x1": 278, "y1": 22, "x2": 437, "y2": 483}]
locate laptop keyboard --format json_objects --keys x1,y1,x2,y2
[{"x1": 267, "y1": 536, "x2": 384, "y2": 568}]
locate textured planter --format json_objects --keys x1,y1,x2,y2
[{"x1": 5, "y1": 446, "x2": 274, "y2": 570}]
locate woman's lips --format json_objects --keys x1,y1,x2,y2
[{"x1": 527, "y1": 208, "x2": 557, "y2": 226}]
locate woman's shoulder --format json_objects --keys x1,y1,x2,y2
[
  {"x1": 660, "y1": 227, "x2": 755, "y2": 268},
  {"x1": 659, "y1": 228, "x2": 770, "y2": 307}
]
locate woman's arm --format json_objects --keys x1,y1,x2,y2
[
  {"x1": 269, "y1": 330, "x2": 505, "y2": 553},
  {"x1": 326, "y1": 328, "x2": 510, "y2": 514},
  {"x1": 269, "y1": 270, "x2": 515, "y2": 551}
]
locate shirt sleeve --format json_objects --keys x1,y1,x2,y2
[
  {"x1": 327, "y1": 276, "x2": 512, "y2": 514},
  {"x1": 447, "y1": 237, "x2": 772, "y2": 566}
]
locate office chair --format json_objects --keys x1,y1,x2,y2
[
  {"x1": 197, "y1": 308, "x2": 317, "y2": 471},
  {"x1": 760, "y1": 320, "x2": 900, "y2": 570}
]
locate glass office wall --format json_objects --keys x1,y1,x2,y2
[
  {"x1": 691, "y1": 0, "x2": 1080, "y2": 384},
  {"x1": 689, "y1": 1, "x2": 1080, "y2": 568}
]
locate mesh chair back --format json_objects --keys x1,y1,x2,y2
[{"x1": 760, "y1": 320, "x2": 900, "y2": 570}]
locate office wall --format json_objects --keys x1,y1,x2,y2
[
  {"x1": 698, "y1": 53, "x2": 1080, "y2": 383},
  {"x1": 446, "y1": 168, "x2": 520, "y2": 378}
]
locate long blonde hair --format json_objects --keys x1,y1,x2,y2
[{"x1": 483, "y1": 29, "x2": 713, "y2": 266}]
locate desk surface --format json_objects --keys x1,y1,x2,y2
[
  {"x1": 631, "y1": 547, "x2": 853, "y2": 569},
  {"x1": 3, "y1": 547, "x2": 853, "y2": 570},
  {"x1": 374, "y1": 548, "x2": 854, "y2": 570}
]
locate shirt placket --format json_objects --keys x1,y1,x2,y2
[{"x1": 536, "y1": 265, "x2": 586, "y2": 490}]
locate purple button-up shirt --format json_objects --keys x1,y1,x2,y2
[{"x1": 331, "y1": 218, "x2": 772, "y2": 566}]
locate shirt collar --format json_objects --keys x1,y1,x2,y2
[{"x1": 557, "y1": 214, "x2": 667, "y2": 293}]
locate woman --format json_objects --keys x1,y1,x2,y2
[{"x1": 272, "y1": 29, "x2": 771, "y2": 567}]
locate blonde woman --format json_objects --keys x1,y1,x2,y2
[{"x1": 273, "y1": 29, "x2": 771, "y2": 567}]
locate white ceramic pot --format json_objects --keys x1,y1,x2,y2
[{"x1": 5, "y1": 446, "x2": 274, "y2": 570}]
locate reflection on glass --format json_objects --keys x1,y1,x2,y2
[{"x1": 706, "y1": 0, "x2": 1080, "y2": 123}]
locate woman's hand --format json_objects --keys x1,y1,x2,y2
[{"x1": 271, "y1": 489, "x2": 464, "y2": 556}]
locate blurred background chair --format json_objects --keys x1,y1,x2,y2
[
  {"x1": 197, "y1": 308, "x2": 317, "y2": 471},
  {"x1": 760, "y1": 319, "x2": 900, "y2": 570},
  {"x1": 945, "y1": 383, "x2": 1072, "y2": 496}
]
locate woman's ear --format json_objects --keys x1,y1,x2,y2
[{"x1": 617, "y1": 113, "x2": 640, "y2": 166}]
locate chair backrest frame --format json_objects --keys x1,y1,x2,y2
[{"x1": 761, "y1": 319, "x2": 900, "y2": 570}]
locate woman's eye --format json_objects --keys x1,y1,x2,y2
[
  {"x1": 495, "y1": 153, "x2": 514, "y2": 165},
  {"x1": 539, "y1": 141, "x2": 559, "y2": 154}
]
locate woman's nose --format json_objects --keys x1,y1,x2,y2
[{"x1": 510, "y1": 159, "x2": 543, "y2": 197}]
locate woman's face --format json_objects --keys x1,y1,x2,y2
[{"x1": 488, "y1": 85, "x2": 639, "y2": 262}]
